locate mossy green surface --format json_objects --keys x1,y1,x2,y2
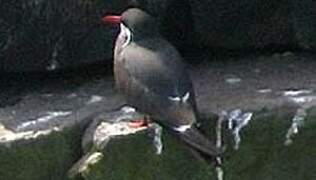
[
  {"x1": 223, "y1": 111, "x2": 316, "y2": 180},
  {"x1": 80, "y1": 131, "x2": 215, "y2": 180},
  {"x1": 74, "y1": 110, "x2": 316, "y2": 180},
  {"x1": 0, "y1": 127, "x2": 82, "y2": 180},
  {"x1": 1, "y1": 109, "x2": 315, "y2": 180}
]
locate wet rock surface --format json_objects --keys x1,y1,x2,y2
[
  {"x1": 0, "y1": 65, "x2": 123, "y2": 132},
  {"x1": 194, "y1": 52, "x2": 316, "y2": 113},
  {"x1": 0, "y1": 53, "x2": 316, "y2": 179}
]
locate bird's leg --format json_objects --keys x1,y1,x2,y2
[{"x1": 128, "y1": 115, "x2": 150, "y2": 128}]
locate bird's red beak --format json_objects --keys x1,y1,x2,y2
[{"x1": 102, "y1": 15, "x2": 121, "y2": 25}]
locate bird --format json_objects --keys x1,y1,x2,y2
[{"x1": 102, "y1": 8, "x2": 221, "y2": 157}]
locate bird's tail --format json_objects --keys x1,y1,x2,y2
[{"x1": 177, "y1": 127, "x2": 221, "y2": 157}]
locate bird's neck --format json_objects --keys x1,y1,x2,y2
[{"x1": 114, "y1": 24, "x2": 132, "y2": 57}]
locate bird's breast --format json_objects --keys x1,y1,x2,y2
[{"x1": 114, "y1": 36, "x2": 125, "y2": 58}]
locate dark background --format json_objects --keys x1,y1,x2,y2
[{"x1": 0, "y1": 0, "x2": 315, "y2": 72}]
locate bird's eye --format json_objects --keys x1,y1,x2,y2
[{"x1": 123, "y1": 34, "x2": 128, "y2": 41}]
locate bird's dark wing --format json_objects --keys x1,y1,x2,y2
[{"x1": 120, "y1": 39, "x2": 198, "y2": 128}]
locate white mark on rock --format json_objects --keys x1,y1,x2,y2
[
  {"x1": 283, "y1": 89, "x2": 313, "y2": 96},
  {"x1": 226, "y1": 109, "x2": 253, "y2": 150},
  {"x1": 284, "y1": 108, "x2": 306, "y2": 146},
  {"x1": 173, "y1": 124, "x2": 192, "y2": 132},
  {"x1": 151, "y1": 123, "x2": 163, "y2": 155},
  {"x1": 283, "y1": 89, "x2": 316, "y2": 105},
  {"x1": 0, "y1": 123, "x2": 61, "y2": 144},
  {"x1": 233, "y1": 112, "x2": 253, "y2": 150},
  {"x1": 216, "y1": 165, "x2": 224, "y2": 180},
  {"x1": 17, "y1": 121, "x2": 36, "y2": 130},
  {"x1": 37, "y1": 111, "x2": 71, "y2": 122},
  {"x1": 16, "y1": 111, "x2": 72, "y2": 131},
  {"x1": 227, "y1": 109, "x2": 242, "y2": 130},
  {"x1": 47, "y1": 59, "x2": 58, "y2": 71},
  {"x1": 168, "y1": 96, "x2": 181, "y2": 102},
  {"x1": 79, "y1": 152, "x2": 104, "y2": 173},
  {"x1": 182, "y1": 92, "x2": 190, "y2": 102},
  {"x1": 47, "y1": 37, "x2": 63, "y2": 71},
  {"x1": 289, "y1": 96, "x2": 316, "y2": 104},
  {"x1": 216, "y1": 112, "x2": 224, "y2": 180},
  {"x1": 257, "y1": 89, "x2": 272, "y2": 94},
  {"x1": 121, "y1": 106, "x2": 136, "y2": 113},
  {"x1": 87, "y1": 95, "x2": 103, "y2": 104},
  {"x1": 225, "y1": 77, "x2": 242, "y2": 84},
  {"x1": 168, "y1": 92, "x2": 190, "y2": 103}
]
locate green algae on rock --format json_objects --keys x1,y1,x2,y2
[{"x1": 0, "y1": 126, "x2": 82, "y2": 180}]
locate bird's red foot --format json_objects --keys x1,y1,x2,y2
[{"x1": 128, "y1": 119, "x2": 148, "y2": 128}]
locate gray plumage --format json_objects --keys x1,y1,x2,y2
[{"x1": 112, "y1": 8, "x2": 220, "y2": 156}]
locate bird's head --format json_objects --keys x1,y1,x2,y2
[{"x1": 102, "y1": 8, "x2": 159, "y2": 41}]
